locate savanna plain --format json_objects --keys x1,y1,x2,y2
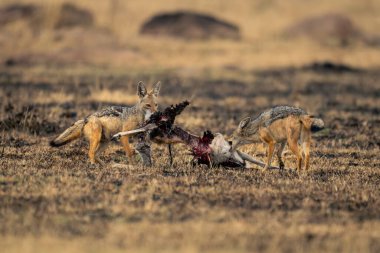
[{"x1": 0, "y1": 0, "x2": 380, "y2": 252}]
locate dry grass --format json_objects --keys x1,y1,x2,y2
[{"x1": 1, "y1": 65, "x2": 380, "y2": 252}]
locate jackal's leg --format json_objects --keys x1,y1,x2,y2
[
  {"x1": 287, "y1": 123, "x2": 303, "y2": 170},
  {"x1": 277, "y1": 142, "x2": 286, "y2": 169},
  {"x1": 88, "y1": 125, "x2": 102, "y2": 165},
  {"x1": 121, "y1": 120, "x2": 138, "y2": 163},
  {"x1": 288, "y1": 138, "x2": 302, "y2": 171},
  {"x1": 120, "y1": 136, "x2": 135, "y2": 162},
  {"x1": 264, "y1": 142, "x2": 275, "y2": 170},
  {"x1": 135, "y1": 140, "x2": 152, "y2": 166},
  {"x1": 301, "y1": 130, "x2": 311, "y2": 170}
]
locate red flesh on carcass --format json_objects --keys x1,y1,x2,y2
[{"x1": 144, "y1": 101, "x2": 244, "y2": 167}]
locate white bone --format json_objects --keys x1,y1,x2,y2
[{"x1": 112, "y1": 123, "x2": 157, "y2": 140}]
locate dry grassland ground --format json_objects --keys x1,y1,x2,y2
[
  {"x1": 0, "y1": 0, "x2": 380, "y2": 252},
  {"x1": 0, "y1": 65, "x2": 379, "y2": 253}
]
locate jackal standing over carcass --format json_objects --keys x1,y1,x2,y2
[
  {"x1": 231, "y1": 106, "x2": 324, "y2": 170},
  {"x1": 50, "y1": 81, "x2": 161, "y2": 165}
]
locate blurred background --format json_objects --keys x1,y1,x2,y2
[{"x1": 0, "y1": 0, "x2": 379, "y2": 71}]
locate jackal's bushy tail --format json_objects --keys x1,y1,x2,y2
[
  {"x1": 300, "y1": 115, "x2": 324, "y2": 133},
  {"x1": 310, "y1": 117, "x2": 324, "y2": 132},
  {"x1": 50, "y1": 120, "x2": 85, "y2": 147}
]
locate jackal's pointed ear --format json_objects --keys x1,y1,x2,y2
[
  {"x1": 239, "y1": 117, "x2": 250, "y2": 129},
  {"x1": 137, "y1": 81, "x2": 147, "y2": 98},
  {"x1": 153, "y1": 81, "x2": 161, "y2": 97}
]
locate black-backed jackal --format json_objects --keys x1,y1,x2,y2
[
  {"x1": 50, "y1": 81, "x2": 161, "y2": 165},
  {"x1": 231, "y1": 106, "x2": 324, "y2": 170}
]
